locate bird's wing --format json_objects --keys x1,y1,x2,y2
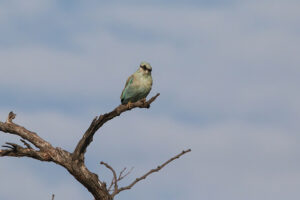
[{"x1": 120, "y1": 74, "x2": 134, "y2": 99}]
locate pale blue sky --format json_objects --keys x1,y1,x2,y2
[{"x1": 0, "y1": 1, "x2": 300, "y2": 200}]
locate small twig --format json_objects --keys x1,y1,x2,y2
[
  {"x1": 100, "y1": 161, "x2": 118, "y2": 192},
  {"x1": 103, "y1": 166, "x2": 134, "y2": 192},
  {"x1": 107, "y1": 180, "x2": 114, "y2": 192},
  {"x1": 6, "y1": 111, "x2": 16, "y2": 124},
  {"x1": 20, "y1": 139, "x2": 33, "y2": 149},
  {"x1": 118, "y1": 167, "x2": 134, "y2": 181},
  {"x1": 118, "y1": 167, "x2": 127, "y2": 180},
  {"x1": 0, "y1": 112, "x2": 53, "y2": 151},
  {"x1": 2, "y1": 142, "x2": 19, "y2": 150},
  {"x1": 112, "y1": 149, "x2": 191, "y2": 197},
  {"x1": 0, "y1": 142, "x2": 52, "y2": 161}
]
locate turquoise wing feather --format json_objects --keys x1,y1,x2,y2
[{"x1": 121, "y1": 75, "x2": 134, "y2": 103}]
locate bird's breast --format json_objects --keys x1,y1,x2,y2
[{"x1": 137, "y1": 76, "x2": 152, "y2": 89}]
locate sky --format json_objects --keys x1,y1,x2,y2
[{"x1": 0, "y1": 0, "x2": 300, "y2": 199}]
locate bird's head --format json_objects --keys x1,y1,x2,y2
[{"x1": 139, "y1": 61, "x2": 152, "y2": 75}]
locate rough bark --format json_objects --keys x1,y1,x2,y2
[{"x1": 0, "y1": 93, "x2": 191, "y2": 200}]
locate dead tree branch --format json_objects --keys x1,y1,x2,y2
[
  {"x1": 1, "y1": 94, "x2": 179, "y2": 200},
  {"x1": 101, "y1": 164, "x2": 134, "y2": 192},
  {"x1": 118, "y1": 167, "x2": 134, "y2": 182},
  {"x1": 100, "y1": 161, "x2": 119, "y2": 192},
  {"x1": 0, "y1": 114, "x2": 53, "y2": 151},
  {"x1": 108, "y1": 149, "x2": 191, "y2": 197},
  {"x1": 0, "y1": 141, "x2": 51, "y2": 161},
  {"x1": 73, "y1": 93, "x2": 160, "y2": 162},
  {"x1": 6, "y1": 111, "x2": 16, "y2": 124},
  {"x1": 0, "y1": 93, "x2": 191, "y2": 200}
]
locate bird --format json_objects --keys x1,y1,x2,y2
[{"x1": 120, "y1": 61, "x2": 153, "y2": 107}]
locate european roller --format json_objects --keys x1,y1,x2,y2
[{"x1": 121, "y1": 62, "x2": 153, "y2": 107}]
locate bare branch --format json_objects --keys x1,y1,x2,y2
[
  {"x1": 20, "y1": 139, "x2": 33, "y2": 149},
  {"x1": 73, "y1": 93, "x2": 160, "y2": 162},
  {"x1": 100, "y1": 162, "x2": 134, "y2": 193},
  {"x1": 100, "y1": 161, "x2": 118, "y2": 192},
  {"x1": 0, "y1": 111, "x2": 112, "y2": 200},
  {"x1": 112, "y1": 149, "x2": 191, "y2": 197},
  {"x1": 0, "y1": 92, "x2": 191, "y2": 200},
  {"x1": 118, "y1": 167, "x2": 134, "y2": 182},
  {"x1": 107, "y1": 179, "x2": 114, "y2": 192},
  {"x1": 0, "y1": 142, "x2": 52, "y2": 161},
  {"x1": 0, "y1": 112, "x2": 53, "y2": 151},
  {"x1": 118, "y1": 167, "x2": 127, "y2": 180},
  {"x1": 6, "y1": 111, "x2": 16, "y2": 124}
]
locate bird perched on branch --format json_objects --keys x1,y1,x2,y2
[{"x1": 121, "y1": 62, "x2": 153, "y2": 107}]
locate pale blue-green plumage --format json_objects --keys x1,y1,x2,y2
[{"x1": 121, "y1": 62, "x2": 153, "y2": 104}]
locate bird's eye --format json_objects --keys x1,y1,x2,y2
[{"x1": 141, "y1": 65, "x2": 146, "y2": 70}]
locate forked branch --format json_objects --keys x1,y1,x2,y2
[
  {"x1": 0, "y1": 140, "x2": 52, "y2": 161},
  {"x1": 0, "y1": 112, "x2": 53, "y2": 151},
  {"x1": 0, "y1": 93, "x2": 191, "y2": 200},
  {"x1": 113, "y1": 149, "x2": 191, "y2": 196},
  {"x1": 73, "y1": 93, "x2": 160, "y2": 162},
  {"x1": 100, "y1": 149, "x2": 191, "y2": 197}
]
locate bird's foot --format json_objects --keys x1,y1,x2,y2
[
  {"x1": 141, "y1": 98, "x2": 147, "y2": 104},
  {"x1": 127, "y1": 101, "x2": 133, "y2": 109}
]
